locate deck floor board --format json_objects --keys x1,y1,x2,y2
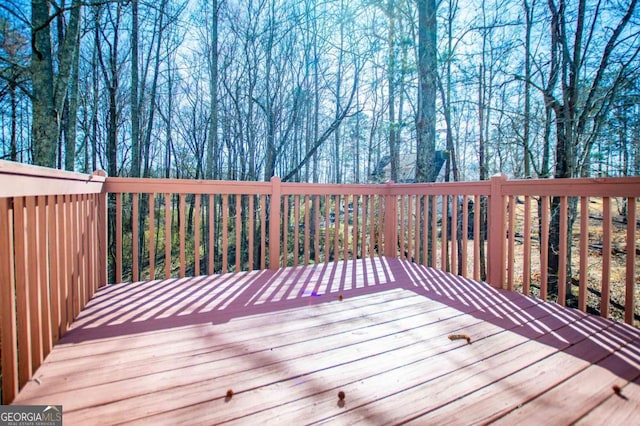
[{"x1": 12, "y1": 257, "x2": 640, "y2": 425}]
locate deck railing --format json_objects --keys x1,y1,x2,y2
[
  {"x1": 0, "y1": 161, "x2": 107, "y2": 404},
  {"x1": 1, "y1": 159, "x2": 639, "y2": 404}
]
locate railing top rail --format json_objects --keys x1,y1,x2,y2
[
  {"x1": 281, "y1": 182, "x2": 388, "y2": 196},
  {"x1": 104, "y1": 177, "x2": 273, "y2": 195},
  {"x1": 386, "y1": 181, "x2": 491, "y2": 196},
  {"x1": 501, "y1": 176, "x2": 640, "y2": 197},
  {"x1": 103, "y1": 174, "x2": 640, "y2": 198},
  {"x1": 0, "y1": 160, "x2": 105, "y2": 198}
]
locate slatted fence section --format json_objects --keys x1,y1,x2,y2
[
  {"x1": 106, "y1": 179, "x2": 398, "y2": 277},
  {"x1": 103, "y1": 178, "x2": 274, "y2": 282},
  {"x1": 501, "y1": 177, "x2": 640, "y2": 324},
  {"x1": 279, "y1": 183, "x2": 386, "y2": 266},
  {"x1": 390, "y1": 182, "x2": 491, "y2": 282},
  {"x1": 0, "y1": 161, "x2": 106, "y2": 404}
]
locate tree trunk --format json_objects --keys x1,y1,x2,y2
[
  {"x1": 130, "y1": 0, "x2": 140, "y2": 177},
  {"x1": 415, "y1": 0, "x2": 437, "y2": 183},
  {"x1": 31, "y1": 0, "x2": 57, "y2": 167},
  {"x1": 9, "y1": 81, "x2": 18, "y2": 161},
  {"x1": 387, "y1": 0, "x2": 398, "y2": 182},
  {"x1": 64, "y1": 30, "x2": 80, "y2": 171},
  {"x1": 206, "y1": 0, "x2": 219, "y2": 180},
  {"x1": 31, "y1": 0, "x2": 83, "y2": 168}
]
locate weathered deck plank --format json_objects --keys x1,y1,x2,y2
[{"x1": 11, "y1": 258, "x2": 640, "y2": 425}]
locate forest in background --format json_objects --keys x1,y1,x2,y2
[{"x1": 0, "y1": 0, "x2": 639, "y2": 184}]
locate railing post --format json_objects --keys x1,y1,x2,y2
[
  {"x1": 269, "y1": 176, "x2": 282, "y2": 270},
  {"x1": 487, "y1": 173, "x2": 507, "y2": 288},
  {"x1": 383, "y1": 181, "x2": 398, "y2": 258},
  {"x1": 94, "y1": 170, "x2": 108, "y2": 287}
]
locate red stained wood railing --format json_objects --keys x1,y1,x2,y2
[
  {"x1": 2, "y1": 160, "x2": 640, "y2": 404},
  {"x1": 500, "y1": 177, "x2": 640, "y2": 322},
  {"x1": 0, "y1": 160, "x2": 106, "y2": 405}
]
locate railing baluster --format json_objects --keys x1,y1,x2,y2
[
  {"x1": 64, "y1": 195, "x2": 73, "y2": 326},
  {"x1": 248, "y1": 195, "x2": 255, "y2": 271},
  {"x1": 353, "y1": 194, "x2": 359, "y2": 260},
  {"x1": 86, "y1": 194, "x2": 95, "y2": 298},
  {"x1": 507, "y1": 195, "x2": 515, "y2": 292},
  {"x1": 377, "y1": 195, "x2": 384, "y2": 257},
  {"x1": 282, "y1": 195, "x2": 289, "y2": 267},
  {"x1": 72, "y1": 195, "x2": 80, "y2": 316},
  {"x1": 60, "y1": 195, "x2": 69, "y2": 334},
  {"x1": 369, "y1": 195, "x2": 376, "y2": 258},
  {"x1": 414, "y1": 195, "x2": 420, "y2": 264},
  {"x1": 37, "y1": 195, "x2": 52, "y2": 358},
  {"x1": 14, "y1": 197, "x2": 32, "y2": 386},
  {"x1": 260, "y1": 194, "x2": 266, "y2": 270},
  {"x1": 209, "y1": 194, "x2": 215, "y2": 274},
  {"x1": 324, "y1": 195, "x2": 330, "y2": 262},
  {"x1": 405, "y1": 195, "x2": 412, "y2": 261},
  {"x1": 473, "y1": 194, "x2": 481, "y2": 281},
  {"x1": 26, "y1": 197, "x2": 43, "y2": 371},
  {"x1": 293, "y1": 194, "x2": 300, "y2": 267},
  {"x1": 558, "y1": 196, "x2": 568, "y2": 306},
  {"x1": 81, "y1": 195, "x2": 88, "y2": 303},
  {"x1": 579, "y1": 196, "x2": 588, "y2": 312},
  {"x1": 540, "y1": 196, "x2": 549, "y2": 300},
  {"x1": 98, "y1": 187, "x2": 108, "y2": 288},
  {"x1": 601, "y1": 197, "x2": 611, "y2": 318},
  {"x1": 164, "y1": 193, "x2": 171, "y2": 279},
  {"x1": 422, "y1": 195, "x2": 428, "y2": 266},
  {"x1": 115, "y1": 193, "x2": 122, "y2": 283},
  {"x1": 132, "y1": 193, "x2": 139, "y2": 282},
  {"x1": 361, "y1": 195, "x2": 368, "y2": 259},
  {"x1": 399, "y1": 196, "x2": 406, "y2": 260},
  {"x1": 268, "y1": 177, "x2": 281, "y2": 270},
  {"x1": 625, "y1": 197, "x2": 636, "y2": 324},
  {"x1": 235, "y1": 195, "x2": 241, "y2": 272},
  {"x1": 314, "y1": 195, "x2": 320, "y2": 264},
  {"x1": 0, "y1": 197, "x2": 18, "y2": 403},
  {"x1": 343, "y1": 195, "x2": 349, "y2": 260},
  {"x1": 523, "y1": 195, "x2": 531, "y2": 296},
  {"x1": 461, "y1": 195, "x2": 469, "y2": 277},
  {"x1": 304, "y1": 195, "x2": 310, "y2": 265},
  {"x1": 148, "y1": 194, "x2": 155, "y2": 279},
  {"x1": 47, "y1": 195, "x2": 60, "y2": 342},
  {"x1": 222, "y1": 194, "x2": 228, "y2": 273},
  {"x1": 179, "y1": 194, "x2": 186, "y2": 278},
  {"x1": 194, "y1": 194, "x2": 201, "y2": 276}
]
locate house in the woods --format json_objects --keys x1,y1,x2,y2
[{"x1": 369, "y1": 151, "x2": 448, "y2": 183}]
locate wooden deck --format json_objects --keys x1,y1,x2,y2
[{"x1": 12, "y1": 257, "x2": 640, "y2": 425}]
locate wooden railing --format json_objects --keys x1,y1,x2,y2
[
  {"x1": 0, "y1": 160, "x2": 107, "y2": 404},
  {"x1": 103, "y1": 178, "x2": 488, "y2": 284},
  {"x1": 103, "y1": 177, "x2": 391, "y2": 281},
  {"x1": 497, "y1": 176, "x2": 639, "y2": 324},
  {"x1": 1, "y1": 160, "x2": 639, "y2": 404},
  {"x1": 391, "y1": 176, "x2": 639, "y2": 325}
]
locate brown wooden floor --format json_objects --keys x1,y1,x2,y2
[{"x1": 13, "y1": 257, "x2": 640, "y2": 425}]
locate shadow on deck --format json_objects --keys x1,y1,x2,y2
[
  {"x1": 64, "y1": 257, "x2": 640, "y2": 384},
  {"x1": 14, "y1": 257, "x2": 640, "y2": 424}
]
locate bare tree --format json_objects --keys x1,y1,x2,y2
[
  {"x1": 31, "y1": 0, "x2": 82, "y2": 167},
  {"x1": 415, "y1": 0, "x2": 437, "y2": 183}
]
